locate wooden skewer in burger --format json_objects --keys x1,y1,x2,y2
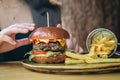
[{"x1": 28, "y1": 12, "x2": 70, "y2": 63}]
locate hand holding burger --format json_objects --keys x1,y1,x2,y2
[{"x1": 0, "y1": 23, "x2": 35, "y2": 53}]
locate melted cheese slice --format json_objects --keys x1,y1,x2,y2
[{"x1": 32, "y1": 39, "x2": 66, "y2": 47}]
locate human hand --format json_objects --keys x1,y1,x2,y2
[
  {"x1": 0, "y1": 23, "x2": 35, "y2": 53},
  {"x1": 56, "y1": 24, "x2": 83, "y2": 53}
]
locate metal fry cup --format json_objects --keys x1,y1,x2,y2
[{"x1": 86, "y1": 28, "x2": 118, "y2": 57}]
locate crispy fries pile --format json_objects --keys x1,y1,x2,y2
[
  {"x1": 65, "y1": 31, "x2": 119, "y2": 64},
  {"x1": 65, "y1": 51, "x2": 120, "y2": 64},
  {"x1": 91, "y1": 32, "x2": 117, "y2": 58}
]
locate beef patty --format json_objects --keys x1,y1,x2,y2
[{"x1": 33, "y1": 42, "x2": 66, "y2": 52}]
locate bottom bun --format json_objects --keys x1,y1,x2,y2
[{"x1": 32, "y1": 54, "x2": 66, "y2": 63}]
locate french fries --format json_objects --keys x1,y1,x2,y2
[
  {"x1": 65, "y1": 51, "x2": 91, "y2": 64},
  {"x1": 65, "y1": 30, "x2": 118, "y2": 65},
  {"x1": 86, "y1": 46, "x2": 98, "y2": 58},
  {"x1": 65, "y1": 58, "x2": 84, "y2": 64},
  {"x1": 91, "y1": 32, "x2": 117, "y2": 58},
  {"x1": 65, "y1": 51, "x2": 91, "y2": 60},
  {"x1": 65, "y1": 51, "x2": 120, "y2": 64},
  {"x1": 85, "y1": 58, "x2": 120, "y2": 64}
]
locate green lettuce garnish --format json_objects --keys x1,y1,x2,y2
[{"x1": 24, "y1": 51, "x2": 35, "y2": 61}]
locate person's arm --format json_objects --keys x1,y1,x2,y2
[{"x1": 0, "y1": 23, "x2": 35, "y2": 53}]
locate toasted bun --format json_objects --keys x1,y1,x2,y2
[
  {"x1": 29, "y1": 27, "x2": 70, "y2": 40},
  {"x1": 32, "y1": 54, "x2": 66, "y2": 63}
]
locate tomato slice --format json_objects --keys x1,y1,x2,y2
[{"x1": 33, "y1": 51, "x2": 46, "y2": 55}]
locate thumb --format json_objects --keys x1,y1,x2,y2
[
  {"x1": 15, "y1": 38, "x2": 31, "y2": 48},
  {"x1": 56, "y1": 24, "x2": 62, "y2": 28},
  {"x1": 66, "y1": 33, "x2": 74, "y2": 49},
  {"x1": 0, "y1": 34, "x2": 16, "y2": 45}
]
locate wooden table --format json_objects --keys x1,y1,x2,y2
[{"x1": 0, "y1": 61, "x2": 120, "y2": 80}]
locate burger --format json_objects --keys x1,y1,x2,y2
[{"x1": 28, "y1": 27, "x2": 70, "y2": 63}]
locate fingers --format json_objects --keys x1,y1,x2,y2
[
  {"x1": 66, "y1": 39, "x2": 73, "y2": 49},
  {"x1": 73, "y1": 38, "x2": 84, "y2": 53},
  {"x1": 78, "y1": 47, "x2": 84, "y2": 53},
  {"x1": 56, "y1": 24, "x2": 62, "y2": 28},
  {"x1": 9, "y1": 23, "x2": 35, "y2": 34},
  {"x1": 66, "y1": 33, "x2": 74, "y2": 49},
  {"x1": 0, "y1": 34, "x2": 16, "y2": 45},
  {"x1": 74, "y1": 42, "x2": 79, "y2": 52},
  {"x1": 0, "y1": 37, "x2": 31, "y2": 53},
  {"x1": 74, "y1": 43, "x2": 84, "y2": 53},
  {"x1": 15, "y1": 38, "x2": 31, "y2": 48},
  {"x1": 66, "y1": 33, "x2": 84, "y2": 53},
  {"x1": 1, "y1": 23, "x2": 35, "y2": 35}
]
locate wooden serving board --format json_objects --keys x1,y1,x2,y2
[{"x1": 22, "y1": 59, "x2": 120, "y2": 73}]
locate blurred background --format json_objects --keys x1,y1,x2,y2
[
  {"x1": 60, "y1": 0, "x2": 120, "y2": 51},
  {"x1": 0, "y1": 0, "x2": 119, "y2": 51}
]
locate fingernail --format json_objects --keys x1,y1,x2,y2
[
  {"x1": 31, "y1": 24, "x2": 35, "y2": 26},
  {"x1": 29, "y1": 26, "x2": 35, "y2": 30}
]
